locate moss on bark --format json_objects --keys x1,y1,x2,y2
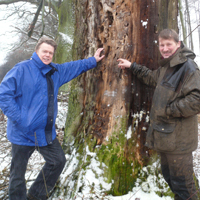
[{"x1": 54, "y1": 0, "x2": 74, "y2": 64}]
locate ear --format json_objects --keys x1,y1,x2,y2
[{"x1": 178, "y1": 41, "x2": 181, "y2": 48}]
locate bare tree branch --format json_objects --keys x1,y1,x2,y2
[
  {"x1": 0, "y1": 0, "x2": 59, "y2": 12},
  {"x1": 41, "y1": 0, "x2": 45, "y2": 36},
  {"x1": 185, "y1": 24, "x2": 200, "y2": 40},
  {"x1": 11, "y1": 25, "x2": 38, "y2": 40},
  {"x1": 0, "y1": 0, "x2": 38, "y2": 4},
  {"x1": 27, "y1": 0, "x2": 43, "y2": 37}
]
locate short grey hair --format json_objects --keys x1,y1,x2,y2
[
  {"x1": 158, "y1": 29, "x2": 179, "y2": 43},
  {"x1": 35, "y1": 36, "x2": 57, "y2": 52}
]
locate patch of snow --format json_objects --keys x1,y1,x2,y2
[
  {"x1": 125, "y1": 125, "x2": 132, "y2": 140},
  {"x1": 56, "y1": 102, "x2": 68, "y2": 129},
  {"x1": 51, "y1": 145, "x2": 112, "y2": 200},
  {"x1": 59, "y1": 32, "x2": 73, "y2": 44},
  {"x1": 141, "y1": 20, "x2": 148, "y2": 29},
  {"x1": 104, "y1": 90, "x2": 117, "y2": 97}
]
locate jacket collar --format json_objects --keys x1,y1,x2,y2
[
  {"x1": 31, "y1": 52, "x2": 53, "y2": 76},
  {"x1": 159, "y1": 46, "x2": 181, "y2": 68}
]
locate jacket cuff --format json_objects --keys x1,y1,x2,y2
[{"x1": 130, "y1": 62, "x2": 136, "y2": 70}]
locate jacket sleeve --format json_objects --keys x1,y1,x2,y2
[
  {"x1": 56, "y1": 57, "x2": 97, "y2": 86},
  {"x1": 166, "y1": 69, "x2": 200, "y2": 118},
  {"x1": 130, "y1": 62, "x2": 160, "y2": 87},
  {"x1": 0, "y1": 65, "x2": 22, "y2": 124}
]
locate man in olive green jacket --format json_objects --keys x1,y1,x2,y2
[{"x1": 117, "y1": 29, "x2": 200, "y2": 200}]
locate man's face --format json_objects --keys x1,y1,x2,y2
[
  {"x1": 159, "y1": 38, "x2": 180, "y2": 58},
  {"x1": 36, "y1": 43, "x2": 54, "y2": 65}
]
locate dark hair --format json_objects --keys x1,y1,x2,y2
[
  {"x1": 35, "y1": 36, "x2": 57, "y2": 52},
  {"x1": 158, "y1": 29, "x2": 179, "y2": 43}
]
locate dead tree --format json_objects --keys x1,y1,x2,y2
[{"x1": 60, "y1": 0, "x2": 179, "y2": 197}]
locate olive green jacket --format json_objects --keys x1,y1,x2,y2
[{"x1": 130, "y1": 42, "x2": 200, "y2": 154}]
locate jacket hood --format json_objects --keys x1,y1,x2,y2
[
  {"x1": 180, "y1": 42, "x2": 196, "y2": 60},
  {"x1": 159, "y1": 41, "x2": 196, "y2": 68}
]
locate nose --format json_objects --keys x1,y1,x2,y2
[{"x1": 163, "y1": 45, "x2": 168, "y2": 52}]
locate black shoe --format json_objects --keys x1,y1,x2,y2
[
  {"x1": 27, "y1": 193, "x2": 48, "y2": 200},
  {"x1": 27, "y1": 193, "x2": 40, "y2": 200}
]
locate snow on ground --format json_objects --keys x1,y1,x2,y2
[
  {"x1": 50, "y1": 144, "x2": 173, "y2": 200},
  {"x1": 0, "y1": 93, "x2": 200, "y2": 200},
  {"x1": 0, "y1": 96, "x2": 200, "y2": 200},
  {"x1": 193, "y1": 124, "x2": 200, "y2": 182}
]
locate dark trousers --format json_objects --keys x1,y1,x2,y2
[
  {"x1": 160, "y1": 152, "x2": 198, "y2": 200},
  {"x1": 9, "y1": 138, "x2": 66, "y2": 200}
]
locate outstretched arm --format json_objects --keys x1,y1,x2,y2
[
  {"x1": 117, "y1": 58, "x2": 159, "y2": 87},
  {"x1": 56, "y1": 48, "x2": 105, "y2": 86},
  {"x1": 94, "y1": 48, "x2": 105, "y2": 62}
]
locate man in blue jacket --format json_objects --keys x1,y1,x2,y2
[{"x1": 0, "y1": 36, "x2": 105, "y2": 200}]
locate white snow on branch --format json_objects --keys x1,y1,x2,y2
[{"x1": 59, "y1": 32, "x2": 73, "y2": 44}]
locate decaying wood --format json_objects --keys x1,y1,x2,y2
[
  {"x1": 62, "y1": 0, "x2": 178, "y2": 195},
  {"x1": 72, "y1": 0, "x2": 176, "y2": 164}
]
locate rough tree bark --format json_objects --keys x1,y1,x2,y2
[{"x1": 55, "y1": 0, "x2": 178, "y2": 198}]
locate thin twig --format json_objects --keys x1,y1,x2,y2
[{"x1": 184, "y1": 24, "x2": 200, "y2": 40}]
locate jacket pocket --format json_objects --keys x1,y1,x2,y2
[
  {"x1": 153, "y1": 122, "x2": 176, "y2": 152},
  {"x1": 16, "y1": 106, "x2": 30, "y2": 132}
]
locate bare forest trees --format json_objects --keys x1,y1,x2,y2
[
  {"x1": 0, "y1": 0, "x2": 59, "y2": 81},
  {"x1": 179, "y1": 0, "x2": 200, "y2": 56}
]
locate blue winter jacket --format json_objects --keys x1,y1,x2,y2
[{"x1": 0, "y1": 52, "x2": 97, "y2": 146}]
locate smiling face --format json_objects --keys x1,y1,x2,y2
[
  {"x1": 159, "y1": 38, "x2": 180, "y2": 59},
  {"x1": 36, "y1": 43, "x2": 54, "y2": 65}
]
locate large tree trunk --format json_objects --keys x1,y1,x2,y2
[{"x1": 54, "y1": 0, "x2": 178, "y2": 198}]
